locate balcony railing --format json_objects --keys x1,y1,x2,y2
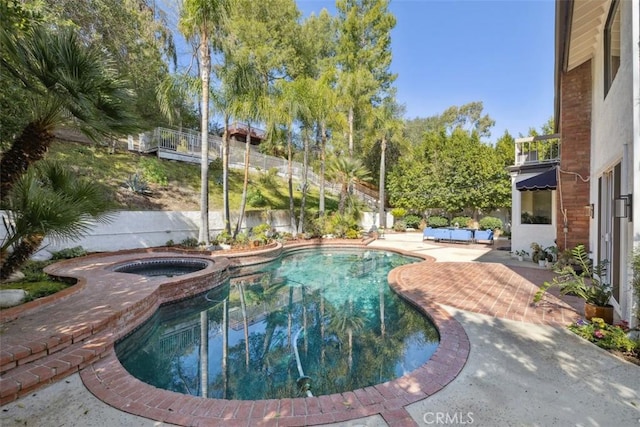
[
  {"x1": 129, "y1": 127, "x2": 380, "y2": 209},
  {"x1": 514, "y1": 134, "x2": 561, "y2": 166}
]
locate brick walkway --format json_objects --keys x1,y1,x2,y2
[{"x1": 0, "y1": 240, "x2": 580, "y2": 426}]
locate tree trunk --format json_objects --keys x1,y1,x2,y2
[
  {"x1": 199, "y1": 310, "x2": 208, "y2": 397},
  {"x1": 378, "y1": 136, "x2": 387, "y2": 228},
  {"x1": 379, "y1": 280, "x2": 386, "y2": 337},
  {"x1": 338, "y1": 183, "x2": 348, "y2": 215},
  {"x1": 261, "y1": 315, "x2": 276, "y2": 371},
  {"x1": 287, "y1": 286, "x2": 293, "y2": 348},
  {"x1": 222, "y1": 114, "x2": 231, "y2": 234},
  {"x1": 319, "y1": 121, "x2": 327, "y2": 216},
  {"x1": 198, "y1": 34, "x2": 211, "y2": 245},
  {"x1": 320, "y1": 295, "x2": 325, "y2": 365},
  {"x1": 0, "y1": 234, "x2": 43, "y2": 280},
  {"x1": 347, "y1": 108, "x2": 355, "y2": 197},
  {"x1": 0, "y1": 123, "x2": 54, "y2": 202},
  {"x1": 287, "y1": 128, "x2": 296, "y2": 236},
  {"x1": 222, "y1": 298, "x2": 229, "y2": 399},
  {"x1": 348, "y1": 327, "x2": 353, "y2": 372},
  {"x1": 234, "y1": 123, "x2": 251, "y2": 238},
  {"x1": 238, "y1": 282, "x2": 250, "y2": 371},
  {"x1": 297, "y1": 131, "x2": 309, "y2": 233},
  {"x1": 348, "y1": 107, "x2": 354, "y2": 158}
]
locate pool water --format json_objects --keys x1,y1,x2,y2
[
  {"x1": 116, "y1": 249, "x2": 439, "y2": 400},
  {"x1": 112, "y1": 258, "x2": 208, "y2": 277}
]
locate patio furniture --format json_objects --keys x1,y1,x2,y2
[{"x1": 473, "y1": 229, "x2": 494, "y2": 244}]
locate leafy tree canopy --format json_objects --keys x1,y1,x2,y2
[{"x1": 388, "y1": 103, "x2": 510, "y2": 216}]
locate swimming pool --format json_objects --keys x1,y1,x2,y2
[{"x1": 116, "y1": 248, "x2": 439, "y2": 400}]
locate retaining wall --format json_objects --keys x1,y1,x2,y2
[{"x1": 0, "y1": 210, "x2": 387, "y2": 253}]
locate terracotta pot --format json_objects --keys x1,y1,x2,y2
[{"x1": 584, "y1": 302, "x2": 614, "y2": 324}]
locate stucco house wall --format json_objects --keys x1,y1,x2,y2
[{"x1": 588, "y1": 0, "x2": 637, "y2": 324}]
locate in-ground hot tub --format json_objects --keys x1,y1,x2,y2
[{"x1": 111, "y1": 258, "x2": 209, "y2": 278}]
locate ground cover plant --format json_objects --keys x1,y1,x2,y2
[{"x1": 568, "y1": 318, "x2": 639, "y2": 365}]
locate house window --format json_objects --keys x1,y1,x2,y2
[
  {"x1": 520, "y1": 191, "x2": 552, "y2": 224},
  {"x1": 604, "y1": 0, "x2": 621, "y2": 96}
]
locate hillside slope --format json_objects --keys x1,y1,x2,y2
[{"x1": 46, "y1": 138, "x2": 338, "y2": 213}]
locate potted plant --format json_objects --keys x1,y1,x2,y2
[
  {"x1": 545, "y1": 245, "x2": 557, "y2": 263},
  {"x1": 515, "y1": 249, "x2": 529, "y2": 262},
  {"x1": 530, "y1": 242, "x2": 545, "y2": 264},
  {"x1": 533, "y1": 244, "x2": 614, "y2": 323}
]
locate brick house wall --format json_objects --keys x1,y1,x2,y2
[{"x1": 557, "y1": 59, "x2": 592, "y2": 251}]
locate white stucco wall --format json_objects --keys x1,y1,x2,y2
[
  {"x1": 588, "y1": 0, "x2": 638, "y2": 325},
  {"x1": 632, "y1": 0, "x2": 640, "y2": 327},
  {"x1": 510, "y1": 172, "x2": 558, "y2": 258},
  {"x1": 590, "y1": 0, "x2": 633, "y2": 183},
  {"x1": 0, "y1": 210, "x2": 386, "y2": 254}
]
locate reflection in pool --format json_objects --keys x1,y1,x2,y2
[{"x1": 116, "y1": 249, "x2": 439, "y2": 400}]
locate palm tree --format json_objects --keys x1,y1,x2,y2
[
  {"x1": 213, "y1": 57, "x2": 256, "y2": 235},
  {"x1": 309, "y1": 76, "x2": 341, "y2": 217},
  {"x1": 230, "y1": 64, "x2": 269, "y2": 238},
  {"x1": 326, "y1": 156, "x2": 371, "y2": 215},
  {"x1": 271, "y1": 79, "x2": 311, "y2": 235},
  {"x1": 1, "y1": 161, "x2": 115, "y2": 279},
  {"x1": 0, "y1": 25, "x2": 138, "y2": 201},
  {"x1": 370, "y1": 96, "x2": 403, "y2": 228},
  {"x1": 178, "y1": 0, "x2": 229, "y2": 244}
]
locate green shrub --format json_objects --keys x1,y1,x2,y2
[
  {"x1": 165, "y1": 240, "x2": 175, "y2": 247},
  {"x1": 258, "y1": 168, "x2": 280, "y2": 187},
  {"x1": 140, "y1": 157, "x2": 168, "y2": 187},
  {"x1": 23, "y1": 282, "x2": 70, "y2": 301},
  {"x1": 19, "y1": 260, "x2": 54, "y2": 282},
  {"x1": 390, "y1": 208, "x2": 407, "y2": 219},
  {"x1": 51, "y1": 246, "x2": 87, "y2": 260},
  {"x1": 235, "y1": 231, "x2": 249, "y2": 246},
  {"x1": 393, "y1": 220, "x2": 406, "y2": 232},
  {"x1": 451, "y1": 216, "x2": 472, "y2": 228},
  {"x1": 180, "y1": 237, "x2": 199, "y2": 248},
  {"x1": 427, "y1": 216, "x2": 449, "y2": 228},
  {"x1": 345, "y1": 229, "x2": 360, "y2": 239},
  {"x1": 214, "y1": 230, "x2": 232, "y2": 245},
  {"x1": 275, "y1": 231, "x2": 294, "y2": 242},
  {"x1": 479, "y1": 216, "x2": 503, "y2": 230},
  {"x1": 209, "y1": 158, "x2": 223, "y2": 173},
  {"x1": 328, "y1": 213, "x2": 359, "y2": 238},
  {"x1": 248, "y1": 188, "x2": 268, "y2": 207},
  {"x1": 306, "y1": 216, "x2": 327, "y2": 238},
  {"x1": 632, "y1": 249, "x2": 640, "y2": 322},
  {"x1": 404, "y1": 214, "x2": 422, "y2": 229},
  {"x1": 251, "y1": 223, "x2": 272, "y2": 243}
]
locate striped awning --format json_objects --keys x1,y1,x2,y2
[{"x1": 516, "y1": 168, "x2": 557, "y2": 191}]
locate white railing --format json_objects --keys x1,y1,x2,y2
[
  {"x1": 514, "y1": 134, "x2": 561, "y2": 166},
  {"x1": 132, "y1": 127, "x2": 379, "y2": 208}
]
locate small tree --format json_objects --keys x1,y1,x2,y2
[{"x1": 1, "y1": 161, "x2": 115, "y2": 279}]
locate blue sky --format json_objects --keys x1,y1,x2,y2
[{"x1": 298, "y1": 0, "x2": 556, "y2": 141}]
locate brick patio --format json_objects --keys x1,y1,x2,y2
[{"x1": 0, "y1": 240, "x2": 580, "y2": 426}]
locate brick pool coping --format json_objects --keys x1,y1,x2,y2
[
  {"x1": 80, "y1": 285, "x2": 466, "y2": 426},
  {"x1": 0, "y1": 239, "x2": 580, "y2": 425}
]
